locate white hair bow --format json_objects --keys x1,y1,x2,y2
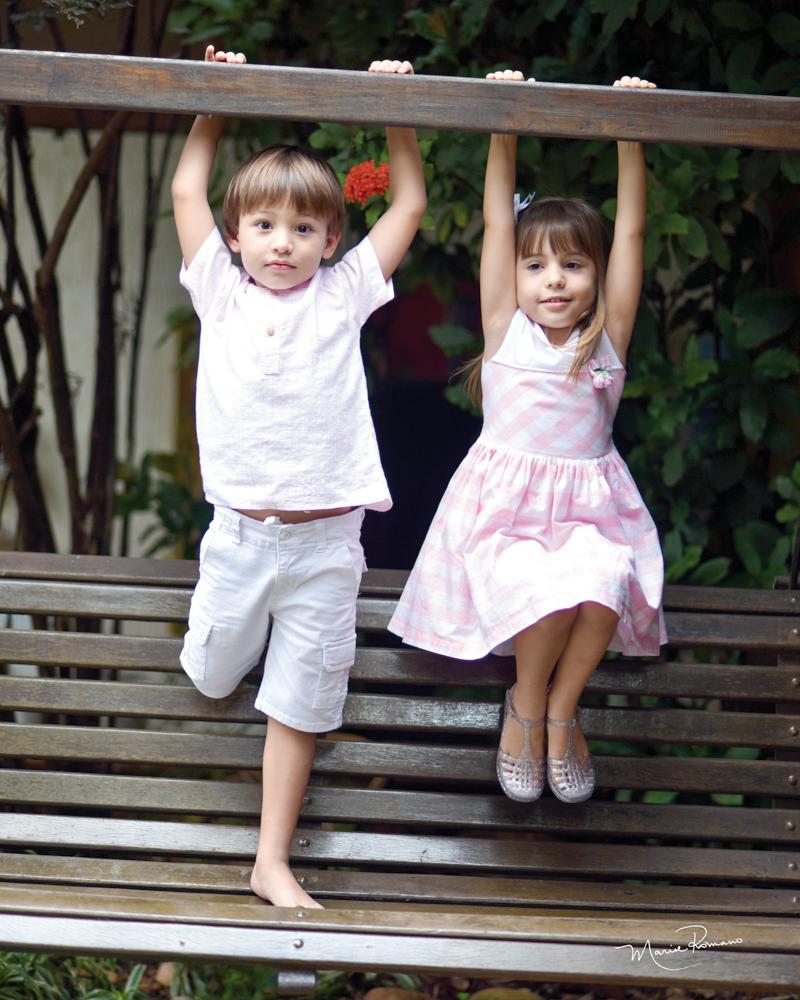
[{"x1": 513, "y1": 192, "x2": 535, "y2": 221}]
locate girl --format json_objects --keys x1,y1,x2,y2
[{"x1": 389, "y1": 72, "x2": 665, "y2": 805}]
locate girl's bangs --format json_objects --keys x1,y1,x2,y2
[{"x1": 517, "y1": 214, "x2": 591, "y2": 259}]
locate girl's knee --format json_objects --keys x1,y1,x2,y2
[
  {"x1": 537, "y1": 606, "x2": 579, "y2": 636},
  {"x1": 577, "y1": 601, "x2": 619, "y2": 627}
]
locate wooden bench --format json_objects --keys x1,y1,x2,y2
[{"x1": 1, "y1": 551, "x2": 800, "y2": 991}]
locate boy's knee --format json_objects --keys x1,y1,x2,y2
[
  {"x1": 179, "y1": 624, "x2": 258, "y2": 699},
  {"x1": 191, "y1": 673, "x2": 241, "y2": 700}
]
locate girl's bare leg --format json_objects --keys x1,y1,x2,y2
[
  {"x1": 250, "y1": 717, "x2": 323, "y2": 908},
  {"x1": 505, "y1": 607, "x2": 578, "y2": 758},
  {"x1": 546, "y1": 601, "x2": 619, "y2": 757}
]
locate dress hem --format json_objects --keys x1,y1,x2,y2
[{"x1": 389, "y1": 588, "x2": 665, "y2": 661}]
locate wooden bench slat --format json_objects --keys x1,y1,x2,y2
[
  {"x1": 0, "y1": 552, "x2": 197, "y2": 588},
  {"x1": 2, "y1": 771, "x2": 797, "y2": 844},
  {"x1": 0, "y1": 579, "x2": 189, "y2": 621},
  {"x1": 2, "y1": 815, "x2": 797, "y2": 885},
  {"x1": 4, "y1": 582, "x2": 800, "y2": 653},
  {"x1": 3, "y1": 913, "x2": 796, "y2": 988},
  {"x1": 5, "y1": 556, "x2": 798, "y2": 614},
  {"x1": 3, "y1": 854, "x2": 797, "y2": 915},
  {"x1": 3, "y1": 724, "x2": 798, "y2": 795},
  {"x1": 3, "y1": 883, "x2": 798, "y2": 955},
  {"x1": 2, "y1": 677, "x2": 797, "y2": 748},
  {"x1": 2, "y1": 51, "x2": 800, "y2": 151},
  {"x1": 5, "y1": 632, "x2": 799, "y2": 703},
  {"x1": 357, "y1": 600, "x2": 800, "y2": 651},
  {"x1": 0, "y1": 630, "x2": 183, "y2": 671}
]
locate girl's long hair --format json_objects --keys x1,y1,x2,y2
[{"x1": 461, "y1": 197, "x2": 610, "y2": 409}]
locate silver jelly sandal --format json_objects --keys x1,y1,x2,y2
[
  {"x1": 546, "y1": 711, "x2": 595, "y2": 803},
  {"x1": 496, "y1": 688, "x2": 545, "y2": 803}
]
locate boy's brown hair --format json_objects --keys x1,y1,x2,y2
[{"x1": 223, "y1": 144, "x2": 345, "y2": 240}]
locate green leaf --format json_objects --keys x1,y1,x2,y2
[
  {"x1": 712, "y1": 2, "x2": 762, "y2": 30},
  {"x1": 642, "y1": 789, "x2": 679, "y2": 804},
  {"x1": 644, "y1": 0, "x2": 669, "y2": 25},
  {"x1": 429, "y1": 323, "x2": 477, "y2": 357},
  {"x1": 763, "y1": 60, "x2": 800, "y2": 94},
  {"x1": 539, "y1": 0, "x2": 568, "y2": 18},
  {"x1": 710, "y1": 792, "x2": 744, "y2": 806},
  {"x1": 769, "y1": 12, "x2": 800, "y2": 47},
  {"x1": 753, "y1": 348, "x2": 800, "y2": 380},
  {"x1": 665, "y1": 544, "x2": 701, "y2": 583},
  {"x1": 702, "y1": 220, "x2": 731, "y2": 270},
  {"x1": 739, "y1": 393, "x2": 768, "y2": 441},
  {"x1": 734, "y1": 520, "x2": 780, "y2": 576},
  {"x1": 734, "y1": 290, "x2": 800, "y2": 347},
  {"x1": 780, "y1": 153, "x2": 800, "y2": 183},
  {"x1": 724, "y1": 745, "x2": 761, "y2": 759},
  {"x1": 726, "y1": 39, "x2": 762, "y2": 92},
  {"x1": 662, "y1": 443, "x2": 685, "y2": 486},
  {"x1": 714, "y1": 150, "x2": 740, "y2": 181},
  {"x1": 682, "y1": 335, "x2": 717, "y2": 387},
  {"x1": 688, "y1": 557, "x2": 731, "y2": 586},
  {"x1": 684, "y1": 217, "x2": 709, "y2": 259},
  {"x1": 657, "y1": 212, "x2": 690, "y2": 235}
]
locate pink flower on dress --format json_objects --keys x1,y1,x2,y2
[{"x1": 588, "y1": 355, "x2": 614, "y2": 389}]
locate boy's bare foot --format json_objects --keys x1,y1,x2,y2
[{"x1": 250, "y1": 860, "x2": 324, "y2": 908}]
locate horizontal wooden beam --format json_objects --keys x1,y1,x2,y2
[{"x1": 1, "y1": 50, "x2": 799, "y2": 150}]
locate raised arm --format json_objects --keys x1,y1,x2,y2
[
  {"x1": 480, "y1": 71, "x2": 532, "y2": 359},
  {"x1": 171, "y1": 46, "x2": 245, "y2": 267},
  {"x1": 603, "y1": 75, "x2": 657, "y2": 363},
  {"x1": 364, "y1": 60, "x2": 427, "y2": 282}
]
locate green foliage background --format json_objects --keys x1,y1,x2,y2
[{"x1": 162, "y1": 0, "x2": 800, "y2": 585}]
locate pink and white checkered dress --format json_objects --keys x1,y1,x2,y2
[{"x1": 389, "y1": 309, "x2": 666, "y2": 659}]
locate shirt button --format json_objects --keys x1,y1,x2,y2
[{"x1": 266, "y1": 327, "x2": 276, "y2": 337}]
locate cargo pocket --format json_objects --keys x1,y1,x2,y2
[
  {"x1": 313, "y1": 633, "x2": 355, "y2": 721},
  {"x1": 180, "y1": 617, "x2": 213, "y2": 686}
]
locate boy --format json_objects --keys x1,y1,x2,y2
[{"x1": 171, "y1": 47, "x2": 426, "y2": 907}]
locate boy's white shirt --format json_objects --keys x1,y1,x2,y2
[{"x1": 180, "y1": 227, "x2": 394, "y2": 511}]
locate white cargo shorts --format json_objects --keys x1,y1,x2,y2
[{"x1": 180, "y1": 506, "x2": 365, "y2": 732}]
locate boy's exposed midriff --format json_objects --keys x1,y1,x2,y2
[{"x1": 236, "y1": 506, "x2": 354, "y2": 523}]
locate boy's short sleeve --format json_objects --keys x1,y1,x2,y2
[
  {"x1": 330, "y1": 235, "x2": 394, "y2": 327},
  {"x1": 179, "y1": 227, "x2": 239, "y2": 318}
]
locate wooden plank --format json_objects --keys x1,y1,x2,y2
[
  {"x1": 1, "y1": 815, "x2": 798, "y2": 884},
  {"x1": 4, "y1": 577, "x2": 799, "y2": 650},
  {"x1": 1, "y1": 678, "x2": 798, "y2": 747},
  {"x1": 2, "y1": 770, "x2": 798, "y2": 844},
  {"x1": 1, "y1": 51, "x2": 799, "y2": 150},
  {"x1": 0, "y1": 913, "x2": 797, "y2": 987},
  {"x1": 2, "y1": 854, "x2": 797, "y2": 915},
  {"x1": 0, "y1": 630, "x2": 183, "y2": 672},
  {"x1": 357, "y1": 600, "x2": 800, "y2": 651},
  {"x1": 0, "y1": 552, "x2": 196, "y2": 588},
  {"x1": 4, "y1": 554, "x2": 798, "y2": 614},
  {"x1": 0, "y1": 579, "x2": 190, "y2": 621},
  {"x1": 2, "y1": 883, "x2": 798, "y2": 956},
  {"x1": 3, "y1": 725, "x2": 799, "y2": 795},
  {"x1": 3, "y1": 631, "x2": 798, "y2": 702}
]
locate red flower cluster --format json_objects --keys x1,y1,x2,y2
[{"x1": 344, "y1": 159, "x2": 390, "y2": 206}]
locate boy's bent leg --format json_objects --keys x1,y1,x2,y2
[{"x1": 250, "y1": 717, "x2": 320, "y2": 908}]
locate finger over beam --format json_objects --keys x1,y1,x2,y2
[{"x1": 1, "y1": 50, "x2": 799, "y2": 150}]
